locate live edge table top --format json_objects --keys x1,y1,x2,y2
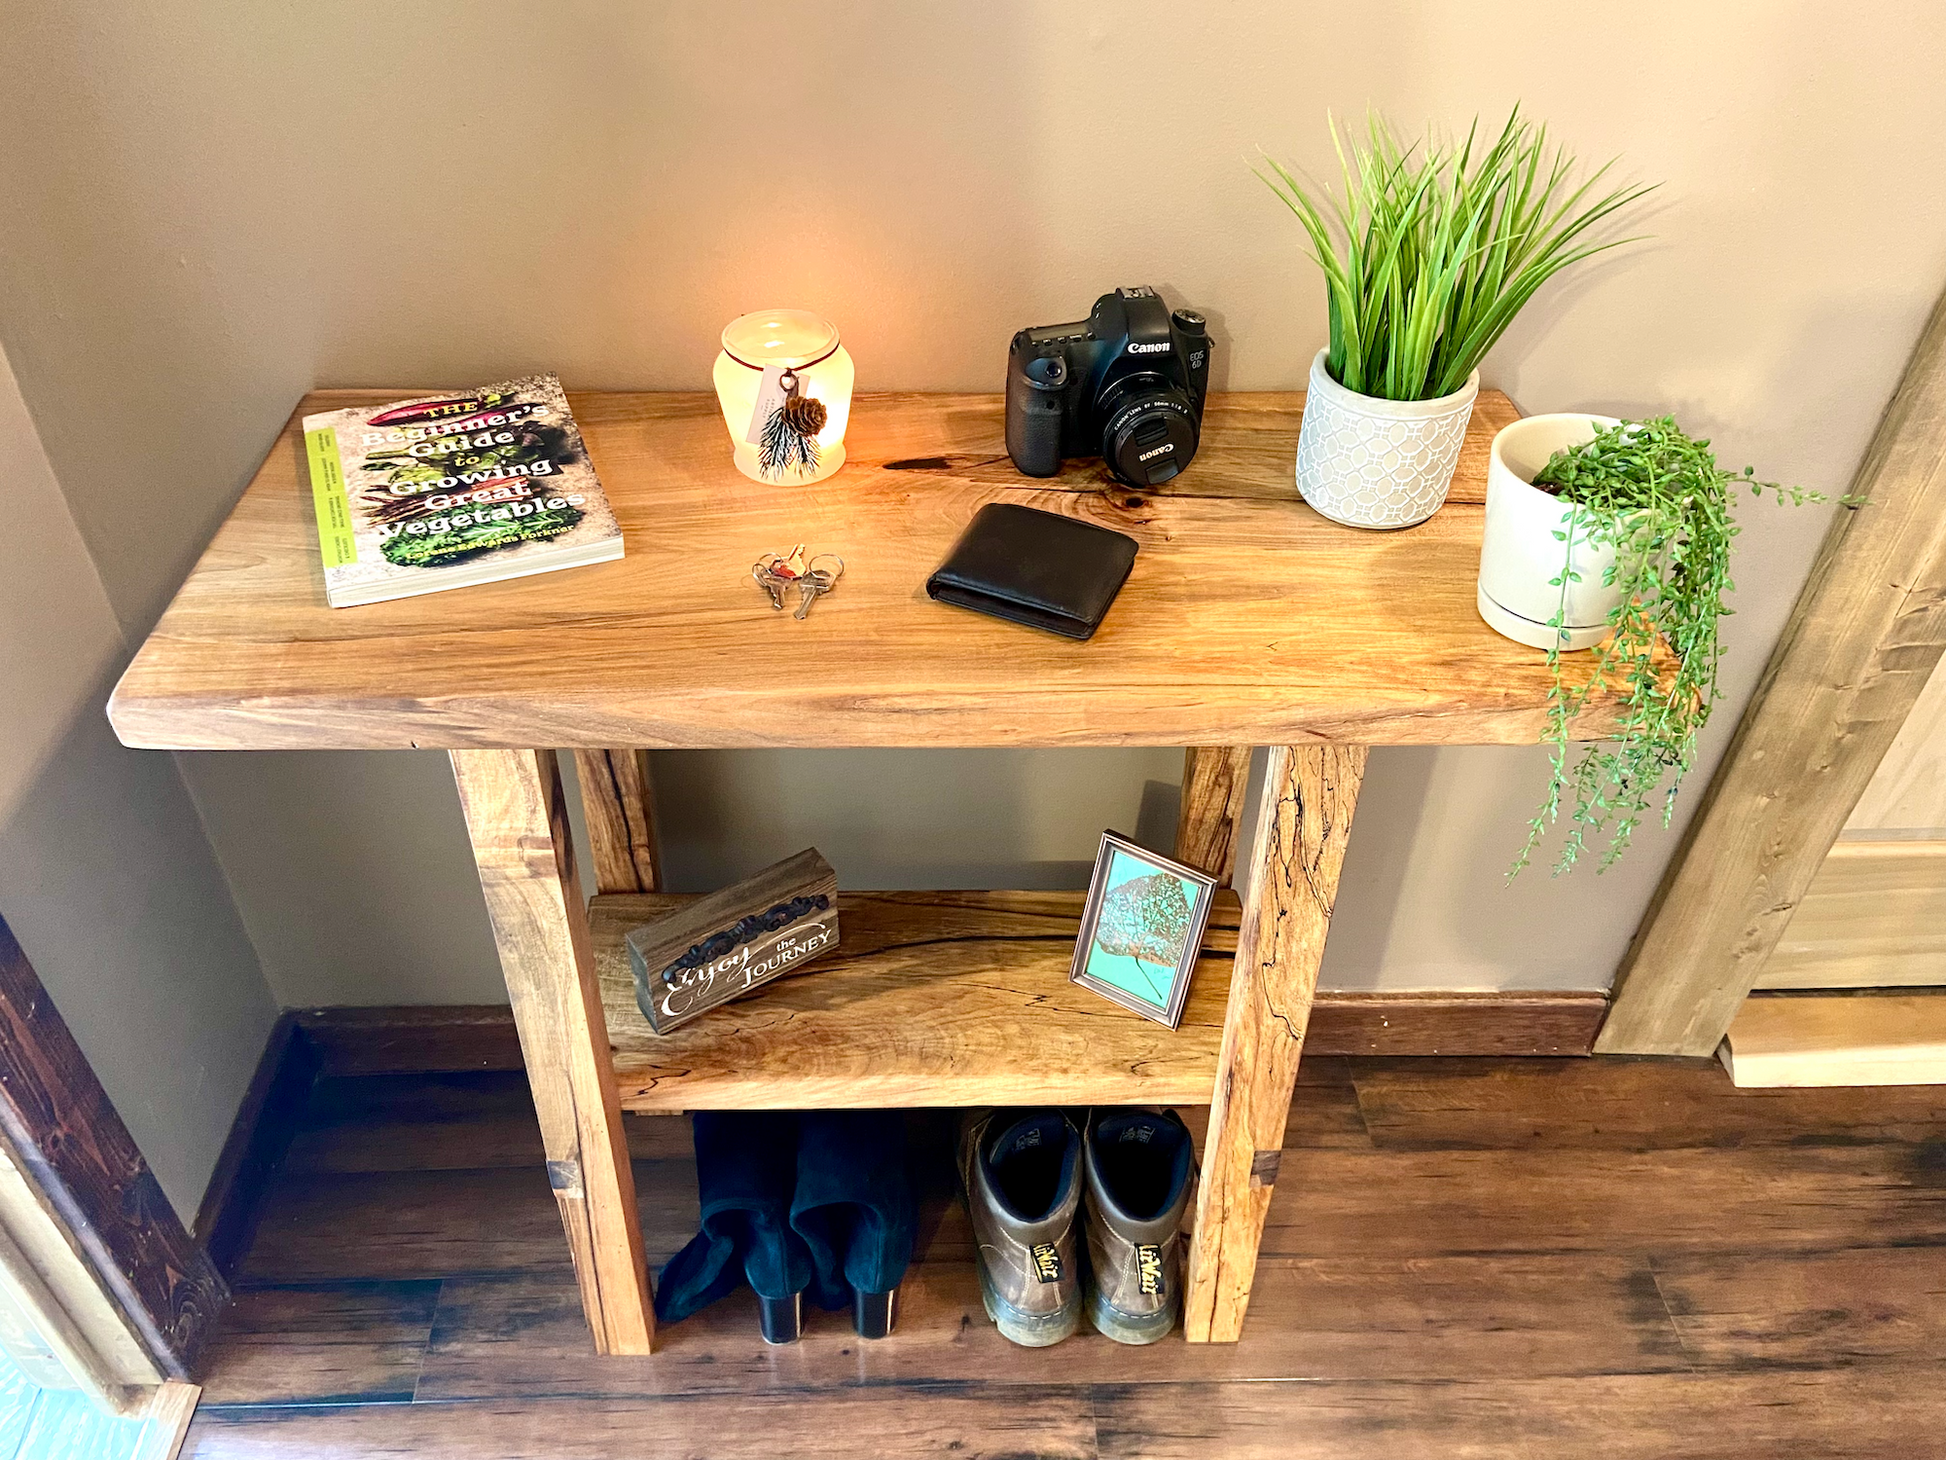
[{"x1": 107, "y1": 388, "x2": 1609, "y2": 753}]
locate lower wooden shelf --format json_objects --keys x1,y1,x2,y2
[{"x1": 590, "y1": 889, "x2": 1239, "y2": 1112}]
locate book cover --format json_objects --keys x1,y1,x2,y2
[{"x1": 302, "y1": 374, "x2": 622, "y2": 607}]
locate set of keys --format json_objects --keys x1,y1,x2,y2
[{"x1": 752, "y1": 544, "x2": 844, "y2": 620}]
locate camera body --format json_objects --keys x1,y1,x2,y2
[{"x1": 1005, "y1": 287, "x2": 1212, "y2": 487}]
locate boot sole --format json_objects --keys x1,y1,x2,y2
[
  {"x1": 975, "y1": 1258, "x2": 1080, "y2": 1347},
  {"x1": 1085, "y1": 1283, "x2": 1177, "y2": 1345}
]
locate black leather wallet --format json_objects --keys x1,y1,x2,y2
[{"x1": 925, "y1": 503, "x2": 1138, "y2": 640}]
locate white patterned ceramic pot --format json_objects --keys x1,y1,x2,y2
[
  {"x1": 1478, "y1": 413, "x2": 1624, "y2": 651},
  {"x1": 1294, "y1": 349, "x2": 1480, "y2": 529}
]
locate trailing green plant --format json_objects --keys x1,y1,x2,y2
[
  {"x1": 1259, "y1": 109, "x2": 1655, "y2": 401},
  {"x1": 1511, "y1": 416, "x2": 1832, "y2": 877}
]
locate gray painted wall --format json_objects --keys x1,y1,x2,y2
[
  {"x1": 1, "y1": 2, "x2": 1943, "y2": 1012},
  {"x1": 0, "y1": 350, "x2": 276, "y2": 1220}
]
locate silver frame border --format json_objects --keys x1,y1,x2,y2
[{"x1": 1067, "y1": 830, "x2": 1220, "y2": 1031}]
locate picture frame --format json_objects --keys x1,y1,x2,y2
[{"x1": 1068, "y1": 831, "x2": 1219, "y2": 1030}]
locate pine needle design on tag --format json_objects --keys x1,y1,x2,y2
[{"x1": 758, "y1": 369, "x2": 827, "y2": 480}]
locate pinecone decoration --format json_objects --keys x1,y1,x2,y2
[
  {"x1": 757, "y1": 368, "x2": 825, "y2": 481},
  {"x1": 783, "y1": 393, "x2": 827, "y2": 437}
]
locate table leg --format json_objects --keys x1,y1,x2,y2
[
  {"x1": 1183, "y1": 743, "x2": 1366, "y2": 1343},
  {"x1": 1175, "y1": 746, "x2": 1254, "y2": 885},
  {"x1": 451, "y1": 749, "x2": 654, "y2": 1355},
  {"x1": 572, "y1": 749, "x2": 662, "y2": 894}
]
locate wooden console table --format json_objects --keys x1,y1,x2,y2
[{"x1": 109, "y1": 388, "x2": 1613, "y2": 1356}]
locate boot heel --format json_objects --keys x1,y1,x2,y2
[
  {"x1": 758, "y1": 1293, "x2": 803, "y2": 1345},
  {"x1": 853, "y1": 1287, "x2": 898, "y2": 1339}
]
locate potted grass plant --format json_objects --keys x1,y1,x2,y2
[
  {"x1": 1260, "y1": 110, "x2": 1654, "y2": 528},
  {"x1": 1493, "y1": 416, "x2": 1835, "y2": 875}
]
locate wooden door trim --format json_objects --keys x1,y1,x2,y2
[
  {"x1": 0, "y1": 913, "x2": 226, "y2": 1382},
  {"x1": 1600, "y1": 285, "x2": 1946, "y2": 1054}
]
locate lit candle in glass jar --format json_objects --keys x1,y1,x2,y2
[{"x1": 713, "y1": 310, "x2": 854, "y2": 483}]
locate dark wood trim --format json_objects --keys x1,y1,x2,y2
[
  {"x1": 193, "y1": 1011, "x2": 320, "y2": 1283},
  {"x1": 285, "y1": 991, "x2": 1609, "y2": 1078},
  {"x1": 0, "y1": 913, "x2": 228, "y2": 1379},
  {"x1": 293, "y1": 1005, "x2": 526, "y2": 1077},
  {"x1": 1303, "y1": 990, "x2": 1608, "y2": 1057}
]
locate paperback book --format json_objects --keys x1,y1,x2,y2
[{"x1": 303, "y1": 373, "x2": 622, "y2": 607}]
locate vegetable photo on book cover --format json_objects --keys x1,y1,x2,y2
[{"x1": 303, "y1": 373, "x2": 623, "y2": 608}]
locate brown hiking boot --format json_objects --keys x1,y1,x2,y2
[
  {"x1": 1082, "y1": 1108, "x2": 1195, "y2": 1344},
  {"x1": 958, "y1": 1109, "x2": 1082, "y2": 1346}
]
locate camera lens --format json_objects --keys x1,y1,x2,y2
[{"x1": 1101, "y1": 381, "x2": 1198, "y2": 487}]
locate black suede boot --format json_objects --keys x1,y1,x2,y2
[
  {"x1": 655, "y1": 1111, "x2": 814, "y2": 1343},
  {"x1": 790, "y1": 1110, "x2": 915, "y2": 1338}
]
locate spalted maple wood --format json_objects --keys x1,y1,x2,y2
[
  {"x1": 1184, "y1": 744, "x2": 1367, "y2": 1344},
  {"x1": 593, "y1": 890, "x2": 1242, "y2": 1110},
  {"x1": 448, "y1": 750, "x2": 653, "y2": 1354},
  {"x1": 105, "y1": 390, "x2": 1644, "y2": 753},
  {"x1": 1175, "y1": 746, "x2": 1254, "y2": 883},
  {"x1": 572, "y1": 749, "x2": 661, "y2": 894}
]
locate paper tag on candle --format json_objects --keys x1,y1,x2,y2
[{"x1": 743, "y1": 366, "x2": 789, "y2": 447}]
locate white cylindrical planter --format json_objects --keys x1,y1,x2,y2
[
  {"x1": 1294, "y1": 349, "x2": 1480, "y2": 529},
  {"x1": 1478, "y1": 412, "x2": 1624, "y2": 651}
]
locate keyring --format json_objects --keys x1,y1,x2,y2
[{"x1": 752, "y1": 546, "x2": 843, "y2": 619}]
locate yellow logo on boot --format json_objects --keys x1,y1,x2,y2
[{"x1": 1030, "y1": 1243, "x2": 1063, "y2": 1283}]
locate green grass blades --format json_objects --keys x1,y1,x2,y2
[
  {"x1": 1258, "y1": 109, "x2": 1655, "y2": 402},
  {"x1": 1509, "y1": 417, "x2": 1829, "y2": 877}
]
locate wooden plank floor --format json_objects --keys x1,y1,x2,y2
[{"x1": 184, "y1": 1058, "x2": 1946, "y2": 1458}]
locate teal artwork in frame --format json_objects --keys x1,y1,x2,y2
[{"x1": 1069, "y1": 832, "x2": 1219, "y2": 1029}]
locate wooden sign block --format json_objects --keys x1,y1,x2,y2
[{"x1": 625, "y1": 848, "x2": 839, "y2": 1034}]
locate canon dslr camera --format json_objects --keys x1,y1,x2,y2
[{"x1": 1006, "y1": 286, "x2": 1211, "y2": 488}]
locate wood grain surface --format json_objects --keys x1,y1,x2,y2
[
  {"x1": 593, "y1": 889, "x2": 1244, "y2": 1110},
  {"x1": 1600, "y1": 288, "x2": 1946, "y2": 1053},
  {"x1": 1184, "y1": 744, "x2": 1366, "y2": 1343},
  {"x1": 186, "y1": 1056, "x2": 1946, "y2": 1458},
  {"x1": 104, "y1": 390, "x2": 1653, "y2": 752},
  {"x1": 268, "y1": 992, "x2": 1609, "y2": 1083},
  {"x1": 1721, "y1": 991, "x2": 1946, "y2": 1086},
  {"x1": 1173, "y1": 746, "x2": 1254, "y2": 882},
  {"x1": 569, "y1": 749, "x2": 660, "y2": 894},
  {"x1": 1847, "y1": 654, "x2": 1946, "y2": 831},
  {"x1": 0, "y1": 914, "x2": 226, "y2": 1380},
  {"x1": 447, "y1": 751, "x2": 652, "y2": 1354},
  {"x1": 1756, "y1": 838, "x2": 1946, "y2": 988}
]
